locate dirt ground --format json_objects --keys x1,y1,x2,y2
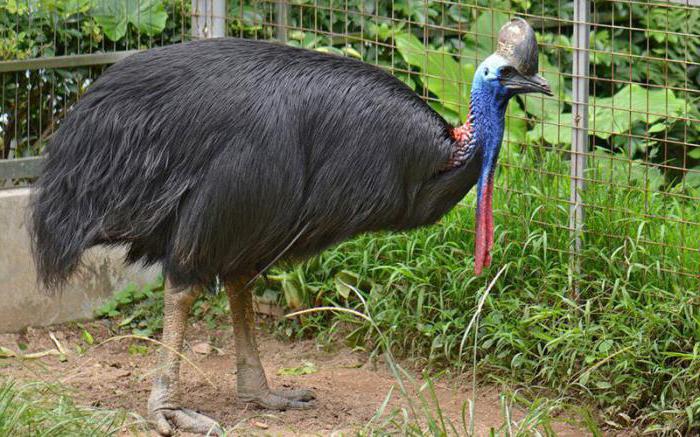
[{"x1": 0, "y1": 320, "x2": 587, "y2": 436}]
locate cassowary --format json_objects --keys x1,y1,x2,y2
[{"x1": 30, "y1": 18, "x2": 550, "y2": 435}]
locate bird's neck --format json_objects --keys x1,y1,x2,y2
[
  {"x1": 469, "y1": 87, "x2": 508, "y2": 164},
  {"x1": 445, "y1": 87, "x2": 508, "y2": 170}
]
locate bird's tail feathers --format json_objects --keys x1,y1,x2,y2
[{"x1": 29, "y1": 174, "x2": 100, "y2": 292}]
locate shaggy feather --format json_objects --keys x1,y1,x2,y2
[{"x1": 30, "y1": 38, "x2": 485, "y2": 289}]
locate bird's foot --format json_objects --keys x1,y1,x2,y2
[
  {"x1": 151, "y1": 407, "x2": 224, "y2": 436},
  {"x1": 241, "y1": 387, "x2": 316, "y2": 410},
  {"x1": 149, "y1": 381, "x2": 223, "y2": 436}
]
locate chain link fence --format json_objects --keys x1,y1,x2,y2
[{"x1": 1, "y1": 0, "x2": 698, "y2": 286}]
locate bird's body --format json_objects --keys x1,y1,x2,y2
[
  {"x1": 32, "y1": 38, "x2": 480, "y2": 288},
  {"x1": 30, "y1": 19, "x2": 550, "y2": 435}
]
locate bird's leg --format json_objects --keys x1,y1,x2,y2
[
  {"x1": 226, "y1": 279, "x2": 316, "y2": 409},
  {"x1": 148, "y1": 280, "x2": 223, "y2": 436}
]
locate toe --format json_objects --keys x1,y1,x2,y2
[
  {"x1": 153, "y1": 408, "x2": 223, "y2": 436},
  {"x1": 272, "y1": 388, "x2": 316, "y2": 402},
  {"x1": 152, "y1": 411, "x2": 174, "y2": 436},
  {"x1": 176, "y1": 408, "x2": 223, "y2": 435},
  {"x1": 285, "y1": 398, "x2": 315, "y2": 410},
  {"x1": 252, "y1": 392, "x2": 316, "y2": 410}
]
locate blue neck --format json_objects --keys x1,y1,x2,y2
[{"x1": 468, "y1": 78, "x2": 508, "y2": 176}]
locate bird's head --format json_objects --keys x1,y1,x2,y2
[
  {"x1": 470, "y1": 18, "x2": 552, "y2": 275},
  {"x1": 472, "y1": 18, "x2": 552, "y2": 101}
]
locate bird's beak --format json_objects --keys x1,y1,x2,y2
[{"x1": 500, "y1": 72, "x2": 553, "y2": 96}]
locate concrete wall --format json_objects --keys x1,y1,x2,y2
[{"x1": 0, "y1": 187, "x2": 159, "y2": 333}]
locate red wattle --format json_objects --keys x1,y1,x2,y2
[{"x1": 474, "y1": 177, "x2": 494, "y2": 275}]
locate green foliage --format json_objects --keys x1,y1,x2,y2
[
  {"x1": 0, "y1": 379, "x2": 131, "y2": 435},
  {"x1": 95, "y1": 279, "x2": 165, "y2": 337},
  {"x1": 96, "y1": 277, "x2": 231, "y2": 335},
  {"x1": 388, "y1": 6, "x2": 697, "y2": 188},
  {"x1": 92, "y1": 0, "x2": 168, "y2": 41},
  {"x1": 391, "y1": 10, "x2": 691, "y2": 152},
  {"x1": 590, "y1": 84, "x2": 686, "y2": 141},
  {"x1": 0, "y1": 0, "x2": 186, "y2": 160},
  {"x1": 395, "y1": 32, "x2": 472, "y2": 119}
]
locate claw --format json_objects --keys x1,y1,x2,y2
[{"x1": 151, "y1": 407, "x2": 224, "y2": 436}]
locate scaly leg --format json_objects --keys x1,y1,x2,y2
[
  {"x1": 226, "y1": 279, "x2": 316, "y2": 409},
  {"x1": 148, "y1": 280, "x2": 223, "y2": 436}
]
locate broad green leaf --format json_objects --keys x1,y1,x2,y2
[
  {"x1": 367, "y1": 21, "x2": 399, "y2": 41},
  {"x1": 428, "y1": 101, "x2": 461, "y2": 126},
  {"x1": 598, "y1": 339, "x2": 614, "y2": 353},
  {"x1": 51, "y1": 0, "x2": 91, "y2": 17},
  {"x1": 688, "y1": 148, "x2": 700, "y2": 159},
  {"x1": 229, "y1": 4, "x2": 264, "y2": 28},
  {"x1": 282, "y1": 278, "x2": 303, "y2": 309},
  {"x1": 579, "y1": 371, "x2": 590, "y2": 386},
  {"x1": 341, "y1": 46, "x2": 363, "y2": 59},
  {"x1": 647, "y1": 122, "x2": 668, "y2": 133},
  {"x1": 289, "y1": 30, "x2": 305, "y2": 41},
  {"x1": 334, "y1": 270, "x2": 360, "y2": 299},
  {"x1": 92, "y1": 0, "x2": 127, "y2": 41},
  {"x1": 685, "y1": 170, "x2": 700, "y2": 188},
  {"x1": 396, "y1": 72, "x2": 416, "y2": 91},
  {"x1": 395, "y1": 33, "x2": 469, "y2": 118},
  {"x1": 528, "y1": 84, "x2": 686, "y2": 145},
  {"x1": 91, "y1": 0, "x2": 167, "y2": 41},
  {"x1": 395, "y1": 0, "x2": 438, "y2": 25},
  {"x1": 461, "y1": 10, "x2": 510, "y2": 61},
  {"x1": 590, "y1": 84, "x2": 686, "y2": 140},
  {"x1": 334, "y1": 270, "x2": 378, "y2": 299}
]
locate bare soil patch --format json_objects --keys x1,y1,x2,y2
[{"x1": 0, "y1": 320, "x2": 586, "y2": 436}]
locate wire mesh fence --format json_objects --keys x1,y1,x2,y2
[{"x1": 1, "y1": 0, "x2": 698, "y2": 285}]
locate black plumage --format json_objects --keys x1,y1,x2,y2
[{"x1": 30, "y1": 38, "x2": 481, "y2": 289}]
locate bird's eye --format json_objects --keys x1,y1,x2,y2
[{"x1": 483, "y1": 67, "x2": 489, "y2": 76}]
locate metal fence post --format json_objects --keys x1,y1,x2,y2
[
  {"x1": 191, "y1": 0, "x2": 226, "y2": 39},
  {"x1": 570, "y1": 0, "x2": 590, "y2": 298},
  {"x1": 276, "y1": 1, "x2": 289, "y2": 43}
]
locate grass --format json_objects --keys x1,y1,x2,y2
[
  {"x1": 286, "y1": 278, "x2": 601, "y2": 436},
  {"x1": 95, "y1": 144, "x2": 700, "y2": 434},
  {"x1": 267, "y1": 145, "x2": 700, "y2": 434},
  {"x1": 0, "y1": 379, "x2": 137, "y2": 436}
]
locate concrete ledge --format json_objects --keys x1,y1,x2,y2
[{"x1": 0, "y1": 187, "x2": 159, "y2": 333}]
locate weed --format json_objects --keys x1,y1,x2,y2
[
  {"x1": 287, "y1": 278, "x2": 598, "y2": 436},
  {"x1": 96, "y1": 277, "x2": 231, "y2": 336},
  {"x1": 95, "y1": 279, "x2": 165, "y2": 337},
  {"x1": 0, "y1": 379, "x2": 141, "y2": 436}
]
